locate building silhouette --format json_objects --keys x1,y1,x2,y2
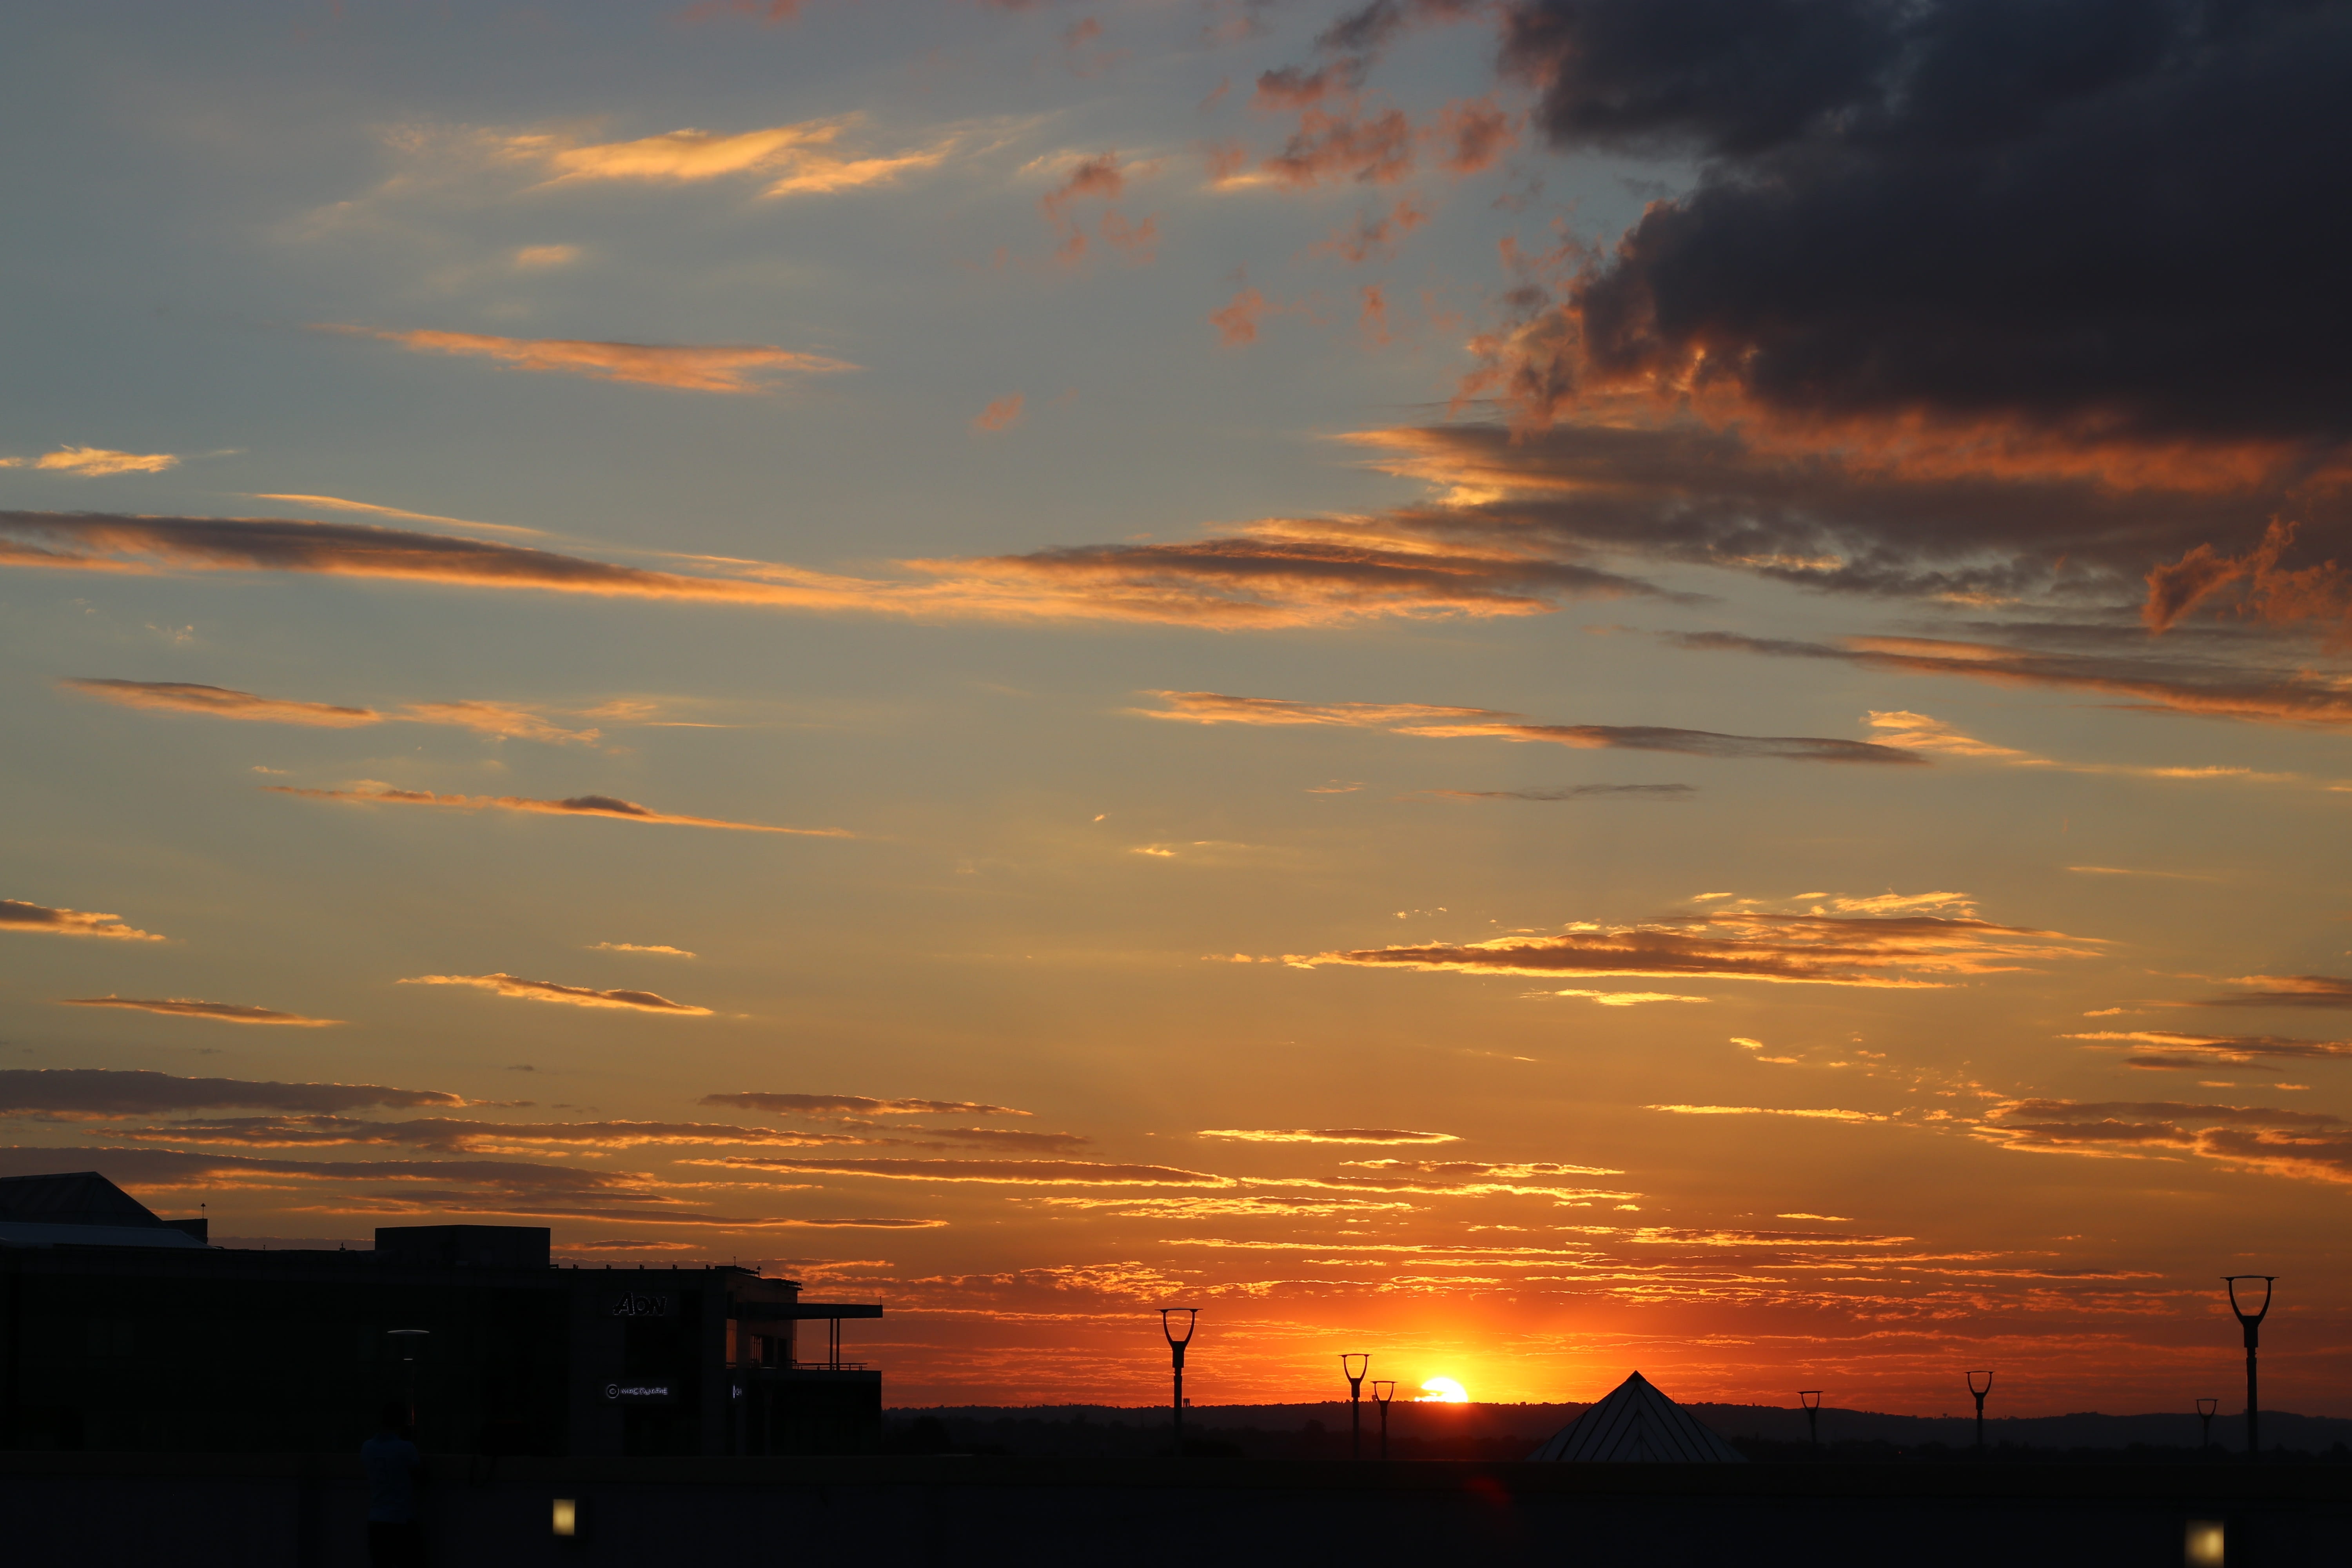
[
  {"x1": 1528, "y1": 1371, "x2": 1748, "y2": 1462},
  {"x1": 0, "y1": 1171, "x2": 881, "y2": 1456}
]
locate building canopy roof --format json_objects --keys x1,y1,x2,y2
[{"x1": 1527, "y1": 1371, "x2": 1749, "y2": 1463}]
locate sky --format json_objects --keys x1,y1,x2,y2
[{"x1": 5, "y1": 0, "x2": 2352, "y2": 1417}]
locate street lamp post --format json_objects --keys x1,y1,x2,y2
[
  {"x1": 1799, "y1": 1390, "x2": 1822, "y2": 1454},
  {"x1": 2196, "y1": 1397, "x2": 2218, "y2": 1455},
  {"x1": 1160, "y1": 1308, "x2": 1198, "y2": 1456},
  {"x1": 1966, "y1": 1370, "x2": 1993, "y2": 1456},
  {"x1": 386, "y1": 1329, "x2": 430, "y2": 1430},
  {"x1": 1341, "y1": 1354, "x2": 1370, "y2": 1459},
  {"x1": 2224, "y1": 1276, "x2": 2276, "y2": 1462},
  {"x1": 1371, "y1": 1381, "x2": 1395, "y2": 1461}
]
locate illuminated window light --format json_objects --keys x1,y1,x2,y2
[
  {"x1": 2184, "y1": 1520, "x2": 2225, "y2": 1567},
  {"x1": 552, "y1": 1498, "x2": 579, "y2": 1538}
]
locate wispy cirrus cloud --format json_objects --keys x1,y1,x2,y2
[
  {"x1": 1304, "y1": 898, "x2": 2100, "y2": 989},
  {"x1": 0, "y1": 1068, "x2": 463, "y2": 1116},
  {"x1": 244, "y1": 494, "x2": 547, "y2": 538},
  {"x1": 1978, "y1": 1099, "x2": 2352, "y2": 1183},
  {"x1": 1139, "y1": 690, "x2": 1920, "y2": 765},
  {"x1": 1, "y1": 899, "x2": 165, "y2": 942},
  {"x1": 1685, "y1": 633, "x2": 2352, "y2": 732},
  {"x1": 62, "y1": 679, "x2": 604, "y2": 745},
  {"x1": 2182, "y1": 976, "x2": 2352, "y2": 1010},
  {"x1": 532, "y1": 115, "x2": 958, "y2": 196},
  {"x1": 1649, "y1": 1104, "x2": 1885, "y2": 1122},
  {"x1": 399, "y1": 973, "x2": 713, "y2": 1014},
  {"x1": 1198, "y1": 1128, "x2": 1459, "y2": 1144},
  {"x1": 2065, "y1": 1029, "x2": 2352, "y2": 1071},
  {"x1": 0, "y1": 510, "x2": 1670, "y2": 629},
  {"x1": 701, "y1": 1092, "x2": 1032, "y2": 1119},
  {"x1": 717, "y1": 1156, "x2": 1225, "y2": 1187},
  {"x1": 1532, "y1": 987, "x2": 1709, "y2": 1005},
  {"x1": 320, "y1": 326, "x2": 857, "y2": 394},
  {"x1": 60, "y1": 678, "x2": 380, "y2": 727},
  {"x1": 589, "y1": 942, "x2": 696, "y2": 957},
  {"x1": 1418, "y1": 783, "x2": 1695, "y2": 802},
  {"x1": 2, "y1": 446, "x2": 181, "y2": 475},
  {"x1": 265, "y1": 785, "x2": 845, "y2": 836},
  {"x1": 58, "y1": 997, "x2": 341, "y2": 1026}
]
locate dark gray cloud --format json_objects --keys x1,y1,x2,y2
[
  {"x1": 1498, "y1": 0, "x2": 2352, "y2": 449},
  {"x1": 2185, "y1": 976, "x2": 2352, "y2": 1009},
  {"x1": 0, "y1": 1069, "x2": 461, "y2": 1116},
  {"x1": 2065, "y1": 1029, "x2": 2352, "y2": 1071}
]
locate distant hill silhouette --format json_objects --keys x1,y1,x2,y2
[{"x1": 887, "y1": 1401, "x2": 2352, "y2": 1462}]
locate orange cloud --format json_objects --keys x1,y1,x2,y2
[
  {"x1": 2064, "y1": 1029, "x2": 2352, "y2": 1070},
  {"x1": 1198, "y1": 1128, "x2": 1459, "y2": 1144},
  {"x1": 1649, "y1": 1104, "x2": 1884, "y2": 1122},
  {"x1": 58, "y1": 997, "x2": 341, "y2": 1026},
  {"x1": 400, "y1": 973, "x2": 714, "y2": 1014},
  {"x1": 1140, "y1": 690, "x2": 1921, "y2": 764},
  {"x1": 0, "y1": 1067, "x2": 461, "y2": 1115},
  {"x1": 1979, "y1": 1098, "x2": 2352, "y2": 1183},
  {"x1": 589, "y1": 942, "x2": 697, "y2": 957},
  {"x1": 0, "y1": 509, "x2": 1666, "y2": 629},
  {"x1": 263, "y1": 785, "x2": 847, "y2": 836},
  {"x1": 1307, "y1": 904, "x2": 2101, "y2": 988},
  {"x1": 1039, "y1": 152, "x2": 1151, "y2": 263},
  {"x1": 533, "y1": 116, "x2": 953, "y2": 196},
  {"x1": 1209, "y1": 287, "x2": 1274, "y2": 345},
  {"x1": 60, "y1": 678, "x2": 379, "y2": 727},
  {"x1": 2185, "y1": 975, "x2": 2352, "y2": 1009},
  {"x1": 717, "y1": 1156, "x2": 1226, "y2": 1186},
  {"x1": 393, "y1": 701, "x2": 601, "y2": 744},
  {"x1": 1309, "y1": 197, "x2": 1429, "y2": 264},
  {"x1": 1262, "y1": 104, "x2": 1413, "y2": 185},
  {"x1": 973, "y1": 393, "x2": 1025, "y2": 432},
  {"x1": 1425, "y1": 96, "x2": 1516, "y2": 174},
  {"x1": 321, "y1": 326, "x2": 856, "y2": 393},
  {"x1": 27, "y1": 446, "x2": 179, "y2": 475},
  {"x1": 0, "y1": 899, "x2": 164, "y2": 942},
  {"x1": 702, "y1": 1092, "x2": 1031, "y2": 1118}
]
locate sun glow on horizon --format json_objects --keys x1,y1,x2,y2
[{"x1": 1414, "y1": 1377, "x2": 1468, "y2": 1404}]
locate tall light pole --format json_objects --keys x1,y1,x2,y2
[
  {"x1": 1371, "y1": 1380, "x2": 1395, "y2": 1461},
  {"x1": 2225, "y1": 1276, "x2": 2275, "y2": 1462},
  {"x1": 387, "y1": 1329, "x2": 430, "y2": 1430},
  {"x1": 1799, "y1": 1390, "x2": 1822, "y2": 1454},
  {"x1": 1341, "y1": 1354, "x2": 1369, "y2": 1459},
  {"x1": 2196, "y1": 1397, "x2": 2218, "y2": 1455},
  {"x1": 1160, "y1": 1308, "x2": 1198, "y2": 1456},
  {"x1": 1966, "y1": 1370, "x2": 1993, "y2": 1456}
]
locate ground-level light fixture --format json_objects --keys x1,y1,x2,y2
[
  {"x1": 1799, "y1": 1390, "x2": 1823, "y2": 1453},
  {"x1": 2196, "y1": 1397, "x2": 2218, "y2": 1454},
  {"x1": 1341, "y1": 1353, "x2": 1370, "y2": 1459},
  {"x1": 1966, "y1": 1371, "x2": 1993, "y2": 1455},
  {"x1": 2183, "y1": 1519, "x2": 2225, "y2": 1567},
  {"x1": 1371, "y1": 1380, "x2": 1396, "y2": 1461},
  {"x1": 2224, "y1": 1275, "x2": 2275, "y2": 1462},
  {"x1": 1160, "y1": 1308, "x2": 1198, "y2": 1454},
  {"x1": 551, "y1": 1498, "x2": 580, "y2": 1538}
]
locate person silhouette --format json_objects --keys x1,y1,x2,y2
[{"x1": 361, "y1": 1402, "x2": 426, "y2": 1567}]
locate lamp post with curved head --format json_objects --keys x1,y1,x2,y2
[
  {"x1": 1371, "y1": 1380, "x2": 1395, "y2": 1461},
  {"x1": 1966, "y1": 1371, "x2": 1993, "y2": 1455},
  {"x1": 2225, "y1": 1276, "x2": 2275, "y2": 1461},
  {"x1": 1160, "y1": 1308, "x2": 1198, "y2": 1455},
  {"x1": 1341, "y1": 1354, "x2": 1370, "y2": 1459},
  {"x1": 1799, "y1": 1390, "x2": 1822, "y2": 1454},
  {"x1": 2197, "y1": 1397, "x2": 2218, "y2": 1455}
]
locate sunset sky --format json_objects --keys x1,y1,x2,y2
[{"x1": 6, "y1": 0, "x2": 2352, "y2": 1417}]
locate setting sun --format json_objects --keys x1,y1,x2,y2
[{"x1": 1415, "y1": 1377, "x2": 1469, "y2": 1404}]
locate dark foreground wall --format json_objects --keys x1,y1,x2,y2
[{"x1": 5, "y1": 1452, "x2": 2345, "y2": 1568}]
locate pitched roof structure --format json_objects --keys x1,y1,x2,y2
[
  {"x1": 0, "y1": 1171, "x2": 163, "y2": 1227},
  {"x1": 1527, "y1": 1371, "x2": 1749, "y2": 1462}
]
